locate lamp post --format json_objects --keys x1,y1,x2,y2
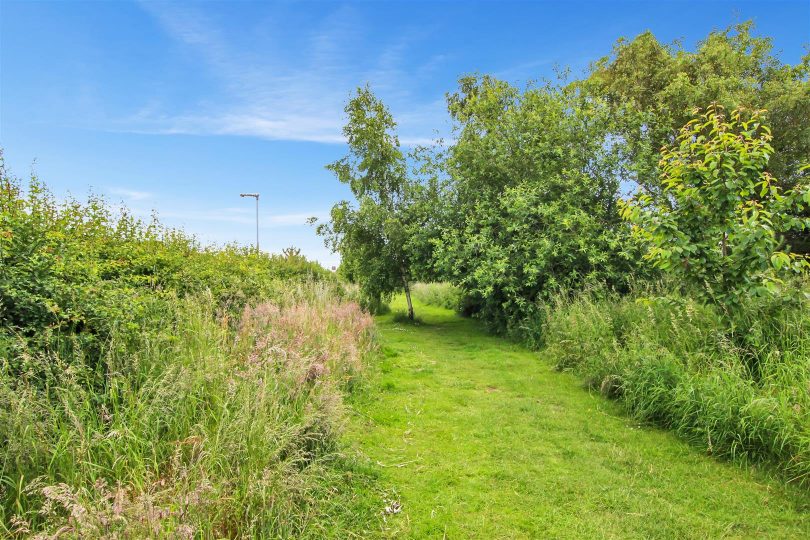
[{"x1": 240, "y1": 193, "x2": 259, "y2": 253}]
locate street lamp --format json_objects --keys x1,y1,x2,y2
[{"x1": 240, "y1": 193, "x2": 260, "y2": 253}]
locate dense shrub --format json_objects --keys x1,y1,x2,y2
[
  {"x1": 543, "y1": 283, "x2": 810, "y2": 486},
  {"x1": 410, "y1": 282, "x2": 463, "y2": 312},
  {"x1": 1, "y1": 285, "x2": 378, "y2": 537},
  {"x1": 0, "y1": 165, "x2": 378, "y2": 537},
  {"x1": 0, "y1": 168, "x2": 330, "y2": 374}
]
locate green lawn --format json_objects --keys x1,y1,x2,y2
[{"x1": 347, "y1": 297, "x2": 809, "y2": 539}]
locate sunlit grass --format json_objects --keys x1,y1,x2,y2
[
  {"x1": 348, "y1": 296, "x2": 809, "y2": 538},
  {"x1": 1, "y1": 284, "x2": 382, "y2": 538}
]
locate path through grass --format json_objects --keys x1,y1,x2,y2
[{"x1": 348, "y1": 297, "x2": 809, "y2": 538}]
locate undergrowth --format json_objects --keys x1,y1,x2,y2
[
  {"x1": 410, "y1": 282, "x2": 463, "y2": 312},
  {"x1": 0, "y1": 165, "x2": 382, "y2": 537},
  {"x1": 542, "y1": 283, "x2": 810, "y2": 487}
]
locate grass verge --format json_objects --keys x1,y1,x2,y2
[
  {"x1": 2, "y1": 284, "x2": 383, "y2": 538},
  {"x1": 543, "y1": 287, "x2": 810, "y2": 487}
]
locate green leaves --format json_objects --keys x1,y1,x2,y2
[
  {"x1": 770, "y1": 252, "x2": 790, "y2": 271},
  {"x1": 1, "y1": 160, "x2": 331, "y2": 378},
  {"x1": 318, "y1": 87, "x2": 433, "y2": 317},
  {"x1": 320, "y1": 22, "x2": 809, "y2": 336},
  {"x1": 622, "y1": 105, "x2": 810, "y2": 306},
  {"x1": 433, "y1": 77, "x2": 640, "y2": 342},
  {"x1": 584, "y1": 21, "x2": 810, "y2": 206}
]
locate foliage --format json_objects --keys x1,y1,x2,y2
[
  {"x1": 316, "y1": 86, "x2": 433, "y2": 319},
  {"x1": 410, "y1": 282, "x2": 463, "y2": 312},
  {"x1": 0, "y1": 162, "x2": 329, "y2": 378},
  {"x1": 543, "y1": 282, "x2": 810, "y2": 487},
  {"x1": 620, "y1": 105, "x2": 810, "y2": 305},
  {"x1": 584, "y1": 22, "x2": 810, "y2": 254},
  {"x1": 2, "y1": 284, "x2": 380, "y2": 538},
  {"x1": 584, "y1": 22, "x2": 810, "y2": 191},
  {"x1": 432, "y1": 76, "x2": 641, "y2": 343},
  {"x1": 0, "y1": 162, "x2": 382, "y2": 537},
  {"x1": 321, "y1": 23, "x2": 809, "y2": 343}
]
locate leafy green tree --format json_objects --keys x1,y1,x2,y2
[
  {"x1": 585, "y1": 22, "x2": 810, "y2": 200},
  {"x1": 316, "y1": 87, "x2": 426, "y2": 319},
  {"x1": 433, "y1": 76, "x2": 639, "y2": 343},
  {"x1": 620, "y1": 105, "x2": 810, "y2": 305}
]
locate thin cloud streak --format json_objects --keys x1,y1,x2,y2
[
  {"x1": 156, "y1": 207, "x2": 328, "y2": 229},
  {"x1": 127, "y1": 2, "x2": 451, "y2": 145},
  {"x1": 109, "y1": 188, "x2": 153, "y2": 201}
]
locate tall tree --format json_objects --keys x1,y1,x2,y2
[
  {"x1": 433, "y1": 76, "x2": 640, "y2": 343},
  {"x1": 584, "y1": 22, "x2": 810, "y2": 194},
  {"x1": 315, "y1": 87, "x2": 422, "y2": 319},
  {"x1": 583, "y1": 22, "x2": 810, "y2": 254}
]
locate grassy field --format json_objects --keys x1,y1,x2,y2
[{"x1": 348, "y1": 296, "x2": 809, "y2": 539}]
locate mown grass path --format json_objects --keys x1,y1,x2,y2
[{"x1": 347, "y1": 297, "x2": 809, "y2": 539}]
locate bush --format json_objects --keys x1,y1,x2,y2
[
  {"x1": 410, "y1": 282, "x2": 463, "y2": 311},
  {"x1": 620, "y1": 105, "x2": 810, "y2": 305},
  {"x1": 0, "y1": 164, "x2": 379, "y2": 537},
  {"x1": 1, "y1": 285, "x2": 378, "y2": 537},
  {"x1": 0, "y1": 168, "x2": 331, "y2": 377},
  {"x1": 542, "y1": 283, "x2": 810, "y2": 486}
]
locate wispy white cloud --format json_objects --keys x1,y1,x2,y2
[
  {"x1": 156, "y1": 206, "x2": 327, "y2": 229},
  {"x1": 108, "y1": 187, "x2": 153, "y2": 201},
  {"x1": 125, "y1": 2, "x2": 450, "y2": 145},
  {"x1": 493, "y1": 58, "x2": 556, "y2": 82}
]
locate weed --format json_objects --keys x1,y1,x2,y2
[{"x1": 543, "y1": 284, "x2": 810, "y2": 487}]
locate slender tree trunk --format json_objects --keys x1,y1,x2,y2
[{"x1": 402, "y1": 273, "x2": 414, "y2": 320}]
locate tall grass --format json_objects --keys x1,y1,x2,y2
[
  {"x1": 1, "y1": 283, "x2": 378, "y2": 538},
  {"x1": 1, "y1": 165, "x2": 382, "y2": 537},
  {"x1": 542, "y1": 284, "x2": 810, "y2": 486},
  {"x1": 410, "y1": 282, "x2": 463, "y2": 312}
]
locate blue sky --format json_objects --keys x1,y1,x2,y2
[{"x1": 1, "y1": 1, "x2": 808, "y2": 267}]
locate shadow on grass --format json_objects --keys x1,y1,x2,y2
[{"x1": 391, "y1": 311, "x2": 426, "y2": 325}]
